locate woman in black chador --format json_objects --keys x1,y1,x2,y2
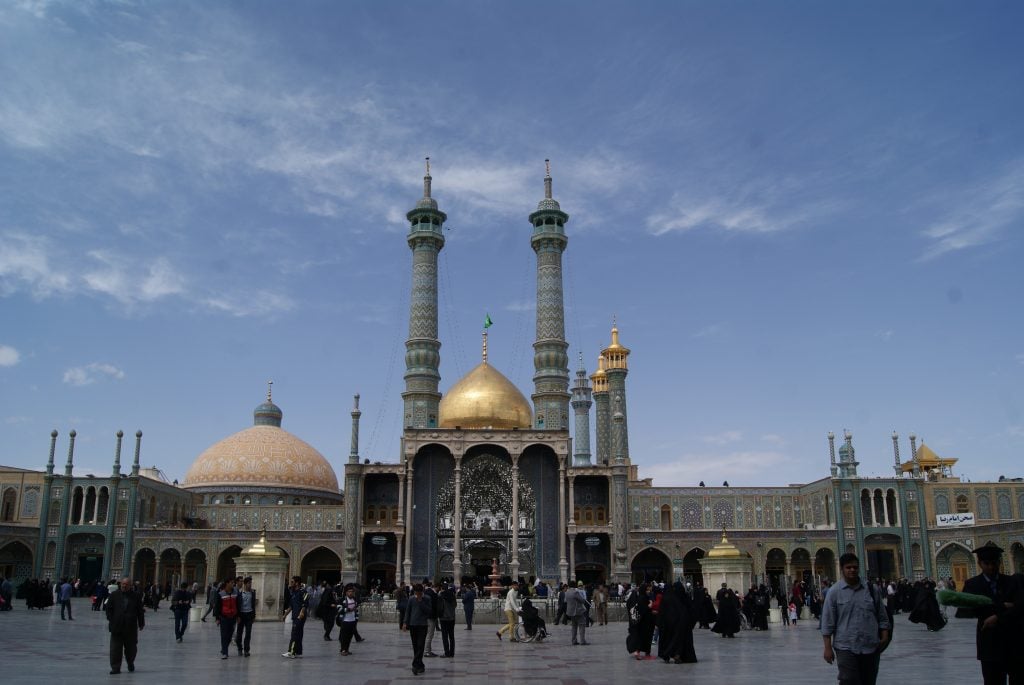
[
  {"x1": 656, "y1": 582, "x2": 698, "y2": 664},
  {"x1": 626, "y1": 583, "x2": 656, "y2": 659},
  {"x1": 711, "y1": 588, "x2": 742, "y2": 638},
  {"x1": 697, "y1": 587, "x2": 717, "y2": 629},
  {"x1": 908, "y1": 579, "x2": 946, "y2": 631}
]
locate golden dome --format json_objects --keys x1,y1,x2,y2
[
  {"x1": 708, "y1": 530, "x2": 743, "y2": 559},
  {"x1": 438, "y1": 361, "x2": 532, "y2": 430},
  {"x1": 182, "y1": 425, "x2": 339, "y2": 495}
]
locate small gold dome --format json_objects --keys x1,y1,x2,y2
[
  {"x1": 438, "y1": 362, "x2": 532, "y2": 429},
  {"x1": 708, "y1": 530, "x2": 743, "y2": 559}
]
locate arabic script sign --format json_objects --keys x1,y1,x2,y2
[{"x1": 936, "y1": 512, "x2": 975, "y2": 528}]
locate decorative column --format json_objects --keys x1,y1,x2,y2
[
  {"x1": 123, "y1": 431, "x2": 142, "y2": 578},
  {"x1": 154, "y1": 556, "x2": 161, "y2": 588},
  {"x1": 342, "y1": 394, "x2": 362, "y2": 584},
  {"x1": 54, "y1": 430, "x2": 76, "y2": 578},
  {"x1": 102, "y1": 430, "x2": 123, "y2": 580},
  {"x1": 591, "y1": 355, "x2": 610, "y2": 464},
  {"x1": 568, "y1": 533, "x2": 576, "y2": 582},
  {"x1": 611, "y1": 405, "x2": 629, "y2": 582},
  {"x1": 397, "y1": 471, "x2": 406, "y2": 587},
  {"x1": 571, "y1": 355, "x2": 593, "y2": 466},
  {"x1": 603, "y1": 323, "x2": 631, "y2": 461},
  {"x1": 402, "y1": 459, "x2": 413, "y2": 585},
  {"x1": 529, "y1": 160, "x2": 571, "y2": 430},
  {"x1": 402, "y1": 158, "x2": 446, "y2": 429},
  {"x1": 909, "y1": 433, "x2": 920, "y2": 477},
  {"x1": 881, "y1": 494, "x2": 890, "y2": 527},
  {"x1": 453, "y1": 457, "x2": 463, "y2": 583},
  {"x1": 565, "y1": 472, "x2": 575, "y2": 583},
  {"x1": 34, "y1": 430, "x2": 58, "y2": 577},
  {"x1": 510, "y1": 458, "x2": 520, "y2": 581},
  {"x1": 558, "y1": 461, "x2": 567, "y2": 582},
  {"x1": 892, "y1": 431, "x2": 901, "y2": 476},
  {"x1": 828, "y1": 431, "x2": 837, "y2": 478}
]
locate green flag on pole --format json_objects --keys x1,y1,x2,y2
[{"x1": 484, "y1": 313, "x2": 493, "y2": 329}]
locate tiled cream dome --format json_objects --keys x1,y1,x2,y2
[{"x1": 182, "y1": 396, "x2": 339, "y2": 495}]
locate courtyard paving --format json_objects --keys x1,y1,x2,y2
[{"x1": 2, "y1": 598, "x2": 981, "y2": 684}]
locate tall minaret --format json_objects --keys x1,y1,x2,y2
[
  {"x1": 602, "y1": 321, "x2": 631, "y2": 461},
  {"x1": 402, "y1": 158, "x2": 446, "y2": 429},
  {"x1": 571, "y1": 353, "x2": 593, "y2": 466},
  {"x1": 529, "y1": 160, "x2": 571, "y2": 430},
  {"x1": 591, "y1": 354, "x2": 610, "y2": 464}
]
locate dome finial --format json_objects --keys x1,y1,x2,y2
[
  {"x1": 266, "y1": 379, "x2": 273, "y2": 402},
  {"x1": 482, "y1": 330, "x2": 488, "y2": 364},
  {"x1": 424, "y1": 156, "x2": 432, "y2": 198},
  {"x1": 544, "y1": 158, "x2": 552, "y2": 199}
]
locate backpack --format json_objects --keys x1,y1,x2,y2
[
  {"x1": 220, "y1": 592, "x2": 238, "y2": 619},
  {"x1": 866, "y1": 583, "x2": 893, "y2": 651}
]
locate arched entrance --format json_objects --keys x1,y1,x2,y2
[
  {"x1": 159, "y1": 548, "x2": 181, "y2": 590},
  {"x1": 683, "y1": 548, "x2": 705, "y2": 588},
  {"x1": 631, "y1": 547, "x2": 671, "y2": 584},
  {"x1": 765, "y1": 548, "x2": 786, "y2": 593},
  {"x1": 134, "y1": 548, "x2": 156, "y2": 585},
  {"x1": 791, "y1": 548, "x2": 812, "y2": 583},
  {"x1": 1012, "y1": 543, "x2": 1024, "y2": 574},
  {"x1": 301, "y1": 546, "x2": 342, "y2": 586},
  {"x1": 215, "y1": 545, "x2": 243, "y2": 583},
  {"x1": 864, "y1": 533, "x2": 902, "y2": 581},
  {"x1": 1, "y1": 487, "x2": 17, "y2": 522},
  {"x1": 814, "y1": 548, "x2": 836, "y2": 583},
  {"x1": 936, "y1": 543, "x2": 973, "y2": 589},
  {"x1": 65, "y1": 532, "x2": 105, "y2": 581},
  {"x1": 0, "y1": 540, "x2": 33, "y2": 585},
  {"x1": 184, "y1": 549, "x2": 206, "y2": 586}
]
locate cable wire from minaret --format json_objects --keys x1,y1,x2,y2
[
  {"x1": 508, "y1": 242, "x2": 532, "y2": 383},
  {"x1": 364, "y1": 249, "x2": 410, "y2": 459},
  {"x1": 438, "y1": 244, "x2": 467, "y2": 379},
  {"x1": 563, "y1": 233, "x2": 585, "y2": 381}
]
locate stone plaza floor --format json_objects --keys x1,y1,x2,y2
[{"x1": 3, "y1": 598, "x2": 982, "y2": 684}]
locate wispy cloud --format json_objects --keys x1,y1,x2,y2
[
  {"x1": 917, "y1": 159, "x2": 1024, "y2": 261},
  {"x1": 83, "y1": 251, "x2": 186, "y2": 306},
  {"x1": 0, "y1": 232, "x2": 72, "y2": 298},
  {"x1": 875, "y1": 329, "x2": 895, "y2": 342},
  {"x1": 702, "y1": 430, "x2": 743, "y2": 445},
  {"x1": 1015, "y1": 353, "x2": 1024, "y2": 366},
  {"x1": 504, "y1": 300, "x2": 535, "y2": 313},
  {"x1": 4, "y1": 415, "x2": 30, "y2": 424},
  {"x1": 201, "y1": 290, "x2": 294, "y2": 318},
  {"x1": 692, "y1": 323, "x2": 723, "y2": 339},
  {"x1": 0, "y1": 344, "x2": 20, "y2": 366},
  {"x1": 63, "y1": 362, "x2": 125, "y2": 386},
  {"x1": 760, "y1": 433, "x2": 786, "y2": 446},
  {"x1": 642, "y1": 449, "x2": 791, "y2": 487}
]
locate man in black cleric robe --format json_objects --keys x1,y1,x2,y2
[{"x1": 956, "y1": 544, "x2": 1023, "y2": 684}]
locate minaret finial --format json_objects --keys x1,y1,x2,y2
[
  {"x1": 266, "y1": 379, "x2": 273, "y2": 402},
  {"x1": 544, "y1": 158, "x2": 552, "y2": 199},
  {"x1": 424, "y1": 156, "x2": 432, "y2": 198},
  {"x1": 482, "y1": 330, "x2": 488, "y2": 364}
]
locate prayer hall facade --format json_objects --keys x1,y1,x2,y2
[{"x1": 3, "y1": 164, "x2": 1024, "y2": 596}]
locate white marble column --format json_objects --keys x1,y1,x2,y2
[
  {"x1": 881, "y1": 495, "x2": 889, "y2": 527},
  {"x1": 558, "y1": 463, "x2": 568, "y2": 583},
  {"x1": 403, "y1": 464, "x2": 414, "y2": 584},
  {"x1": 510, "y1": 458, "x2": 520, "y2": 581},
  {"x1": 453, "y1": 458, "x2": 462, "y2": 582},
  {"x1": 397, "y1": 472, "x2": 406, "y2": 586}
]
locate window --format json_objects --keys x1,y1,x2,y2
[
  {"x1": 660, "y1": 504, "x2": 672, "y2": 531},
  {"x1": 225, "y1": 496, "x2": 235, "y2": 505},
  {"x1": 596, "y1": 506, "x2": 606, "y2": 524},
  {"x1": 956, "y1": 495, "x2": 969, "y2": 513},
  {"x1": 935, "y1": 494, "x2": 949, "y2": 515},
  {"x1": 573, "y1": 506, "x2": 580, "y2": 523}
]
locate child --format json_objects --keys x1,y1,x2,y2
[{"x1": 788, "y1": 601, "x2": 798, "y2": 626}]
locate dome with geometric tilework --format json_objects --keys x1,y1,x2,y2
[{"x1": 181, "y1": 392, "x2": 339, "y2": 497}]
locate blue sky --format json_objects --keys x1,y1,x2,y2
[{"x1": 1, "y1": 1, "x2": 1022, "y2": 487}]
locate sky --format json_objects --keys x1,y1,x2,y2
[{"x1": 1, "y1": 1, "x2": 1022, "y2": 488}]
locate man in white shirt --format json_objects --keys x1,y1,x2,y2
[{"x1": 497, "y1": 581, "x2": 522, "y2": 642}]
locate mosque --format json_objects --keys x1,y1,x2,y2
[{"x1": 2, "y1": 162, "x2": 1024, "y2": 598}]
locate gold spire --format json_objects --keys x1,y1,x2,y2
[
  {"x1": 590, "y1": 353, "x2": 608, "y2": 392},
  {"x1": 482, "y1": 330, "x2": 489, "y2": 365},
  {"x1": 708, "y1": 528, "x2": 742, "y2": 558},
  {"x1": 241, "y1": 525, "x2": 283, "y2": 557},
  {"x1": 602, "y1": 320, "x2": 630, "y2": 369},
  {"x1": 266, "y1": 379, "x2": 273, "y2": 402}
]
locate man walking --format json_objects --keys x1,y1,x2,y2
[
  {"x1": 319, "y1": 581, "x2": 338, "y2": 641},
  {"x1": 213, "y1": 578, "x2": 240, "y2": 660},
  {"x1": 821, "y1": 553, "x2": 891, "y2": 685},
  {"x1": 282, "y1": 576, "x2": 308, "y2": 658},
  {"x1": 497, "y1": 580, "x2": 522, "y2": 642},
  {"x1": 59, "y1": 578, "x2": 73, "y2": 620},
  {"x1": 171, "y1": 582, "x2": 191, "y2": 642},
  {"x1": 423, "y1": 579, "x2": 440, "y2": 657},
  {"x1": 594, "y1": 584, "x2": 608, "y2": 625},
  {"x1": 565, "y1": 581, "x2": 590, "y2": 645},
  {"x1": 105, "y1": 577, "x2": 145, "y2": 675},
  {"x1": 461, "y1": 582, "x2": 476, "y2": 630},
  {"x1": 337, "y1": 584, "x2": 360, "y2": 655},
  {"x1": 403, "y1": 583, "x2": 433, "y2": 676},
  {"x1": 438, "y1": 581, "x2": 457, "y2": 658},
  {"x1": 234, "y1": 577, "x2": 256, "y2": 656},
  {"x1": 554, "y1": 583, "x2": 567, "y2": 625}
]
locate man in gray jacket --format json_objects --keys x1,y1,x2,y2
[
  {"x1": 403, "y1": 583, "x2": 434, "y2": 676},
  {"x1": 565, "y1": 581, "x2": 590, "y2": 646}
]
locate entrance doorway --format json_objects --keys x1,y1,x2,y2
[
  {"x1": 631, "y1": 547, "x2": 671, "y2": 584},
  {"x1": 78, "y1": 555, "x2": 103, "y2": 582}
]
